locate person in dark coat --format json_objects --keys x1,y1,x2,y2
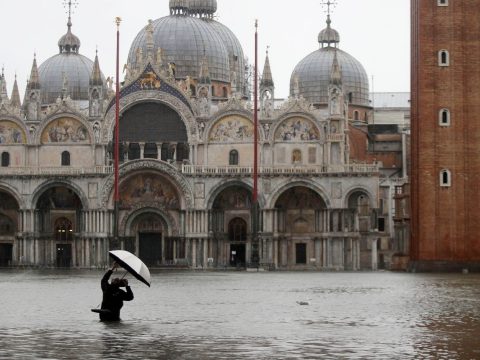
[{"x1": 99, "y1": 262, "x2": 134, "y2": 321}]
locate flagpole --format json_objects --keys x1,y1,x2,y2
[
  {"x1": 251, "y1": 19, "x2": 259, "y2": 267},
  {"x1": 253, "y1": 20, "x2": 259, "y2": 204},
  {"x1": 114, "y1": 17, "x2": 121, "y2": 247}
]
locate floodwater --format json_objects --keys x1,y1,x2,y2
[{"x1": 0, "y1": 270, "x2": 479, "y2": 360}]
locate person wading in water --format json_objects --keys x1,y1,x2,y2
[{"x1": 99, "y1": 262, "x2": 134, "y2": 321}]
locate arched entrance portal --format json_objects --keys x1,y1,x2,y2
[
  {"x1": 132, "y1": 213, "x2": 164, "y2": 267},
  {"x1": 228, "y1": 217, "x2": 247, "y2": 267},
  {"x1": 212, "y1": 185, "x2": 252, "y2": 268},
  {"x1": 0, "y1": 191, "x2": 19, "y2": 266},
  {"x1": 36, "y1": 186, "x2": 83, "y2": 267},
  {"x1": 275, "y1": 186, "x2": 326, "y2": 268}
]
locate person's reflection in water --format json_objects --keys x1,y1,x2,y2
[{"x1": 99, "y1": 262, "x2": 134, "y2": 321}]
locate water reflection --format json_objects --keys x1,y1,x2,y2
[{"x1": 0, "y1": 271, "x2": 479, "y2": 359}]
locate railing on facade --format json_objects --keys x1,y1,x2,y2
[
  {"x1": 0, "y1": 164, "x2": 379, "y2": 177},
  {"x1": 0, "y1": 165, "x2": 114, "y2": 176},
  {"x1": 182, "y1": 164, "x2": 379, "y2": 176}
]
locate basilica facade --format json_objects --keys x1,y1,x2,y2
[{"x1": 0, "y1": 0, "x2": 403, "y2": 270}]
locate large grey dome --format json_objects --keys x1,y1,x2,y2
[
  {"x1": 205, "y1": 19, "x2": 245, "y2": 91},
  {"x1": 128, "y1": 15, "x2": 230, "y2": 83},
  {"x1": 290, "y1": 48, "x2": 369, "y2": 107},
  {"x1": 290, "y1": 18, "x2": 369, "y2": 107},
  {"x1": 38, "y1": 53, "x2": 101, "y2": 105}
]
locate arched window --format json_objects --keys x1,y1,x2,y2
[
  {"x1": 439, "y1": 50, "x2": 450, "y2": 66},
  {"x1": 55, "y1": 217, "x2": 73, "y2": 241},
  {"x1": 143, "y1": 143, "x2": 158, "y2": 159},
  {"x1": 438, "y1": 0, "x2": 448, "y2": 6},
  {"x1": 228, "y1": 218, "x2": 247, "y2": 242},
  {"x1": 223, "y1": 87, "x2": 228, "y2": 98},
  {"x1": 354, "y1": 110, "x2": 359, "y2": 121},
  {"x1": 440, "y1": 169, "x2": 451, "y2": 187},
  {"x1": 128, "y1": 143, "x2": 141, "y2": 160},
  {"x1": 1, "y1": 152, "x2": 10, "y2": 167},
  {"x1": 439, "y1": 108, "x2": 451, "y2": 126},
  {"x1": 61, "y1": 151, "x2": 70, "y2": 166},
  {"x1": 229, "y1": 150, "x2": 239, "y2": 165}
]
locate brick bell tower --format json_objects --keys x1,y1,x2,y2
[{"x1": 410, "y1": 0, "x2": 480, "y2": 271}]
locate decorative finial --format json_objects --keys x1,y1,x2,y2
[
  {"x1": 115, "y1": 17, "x2": 122, "y2": 29},
  {"x1": 320, "y1": 0, "x2": 337, "y2": 16},
  {"x1": 255, "y1": 19, "x2": 258, "y2": 29},
  {"x1": 266, "y1": 45, "x2": 270, "y2": 56},
  {"x1": 63, "y1": 0, "x2": 79, "y2": 28}
]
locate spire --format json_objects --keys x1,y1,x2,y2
[
  {"x1": 260, "y1": 48, "x2": 274, "y2": 88},
  {"x1": 0, "y1": 67, "x2": 8, "y2": 102},
  {"x1": 27, "y1": 54, "x2": 41, "y2": 90},
  {"x1": 90, "y1": 49, "x2": 103, "y2": 86},
  {"x1": 58, "y1": 1, "x2": 81, "y2": 53},
  {"x1": 330, "y1": 50, "x2": 342, "y2": 85},
  {"x1": 10, "y1": 74, "x2": 21, "y2": 108},
  {"x1": 198, "y1": 52, "x2": 211, "y2": 84}
]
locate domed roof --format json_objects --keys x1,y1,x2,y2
[
  {"x1": 205, "y1": 19, "x2": 245, "y2": 90},
  {"x1": 290, "y1": 18, "x2": 369, "y2": 107},
  {"x1": 318, "y1": 16, "x2": 340, "y2": 46},
  {"x1": 38, "y1": 53, "x2": 101, "y2": 105},
  {"x1": 58, "y1": 18, "x2": 81, "y2": 54},
  {"x1": 38, "y1": 18, "x2": 105, "y2": 105},
  {"x1": 128, "y1": 15, "x2": 231, "y2": 83}
]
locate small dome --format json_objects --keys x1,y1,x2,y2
[
  {"x1": 58, "y1": 19, "x2": 81, "y2": 54},
  {"x1": 318, "y1": 15, "x2": 340, "y2": 47},
  {"x1": 38, "y1": 53, "x2": 105, "y2": 105},
  {"x1": 189, "y1": 0, "x2": 217, "y2": 17},
  {"x1": 128, "y1": 15, "x2": 230, "y2": 83},
  {"x1": 290, "y1": 47, "x2": 369, "y2": 107}
]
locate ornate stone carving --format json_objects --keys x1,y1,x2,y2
[{"x1": 120, "y1": 203, "x2": 179, "y2": 237}]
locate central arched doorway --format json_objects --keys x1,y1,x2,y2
[
  {"x1": 228, "y1": 217, "x2": 247, "y2": 266},
  {"x1": 211, "y1": 185, "x2": 252, "y2": 268},
  {"x1": 133, "y1": 212, "x2": 165, "y2": 267}
]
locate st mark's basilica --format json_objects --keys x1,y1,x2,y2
[{"x1": 0, "y1": 0, "x2": 409, "y2": 270}]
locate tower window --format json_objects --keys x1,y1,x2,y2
[
  {"x1": 229, "y1": 150, "x2": 239, "y2": 165},
  {"x1": 439, "y1": 108, "x2": 451, "y2": 126},
  {"x1": 438, "y1": 50, "x2": 450, "y2": 66},
  {"x1": 1, "y1": 152, "x2": 10, "y2": 167},
  {"x1": 440, "y1": 169, "x2": 451, "y2": 187},
  {"x1": 61, "y1": 151, "x2": 70, "y2": 166},
  {"x1": 354, "y1": 110, "x2": 359, "y2": 121},
  {"x1": 437, "y1": 0, "x2": 448, "y2": 6}
]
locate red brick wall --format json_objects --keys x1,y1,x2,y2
[{"x1": 411, "y1": 0, "x2": 480, "y2": 263}]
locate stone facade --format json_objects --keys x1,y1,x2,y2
[{"x1": 0, "y1": 2, "x2": 407, "y2": 270}]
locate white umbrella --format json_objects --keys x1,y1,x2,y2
[{"x1": 109, "y1": 250, "x2": 151, "y2": 287}]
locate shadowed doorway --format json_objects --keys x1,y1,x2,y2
[{"x1": 139, "y1": 232, "x2": 162, "y2": 267}]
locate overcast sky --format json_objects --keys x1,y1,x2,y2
[{"x1": 0, "y1": 0, "x2": 410, "y2": 100}]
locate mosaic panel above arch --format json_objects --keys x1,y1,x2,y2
[
  {"x1": 274, "y1": 117, "x2": 320, "y2": 142},
  {"x1": 119, "y1": 172, "x2": 180, "y2": 210},
  {"x1": 41, "y1": 117, "x2": 90, "y2": 144},
  {"x1": 209, "y1": 115, "x2": 254, "y2": 143},
  {"x1": 0, "y1": 120, "x2": 26, "y2": 144}
]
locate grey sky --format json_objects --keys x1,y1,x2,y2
[{"x1": 0, "y1": 0, "x2": 410, "y2": 100}]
